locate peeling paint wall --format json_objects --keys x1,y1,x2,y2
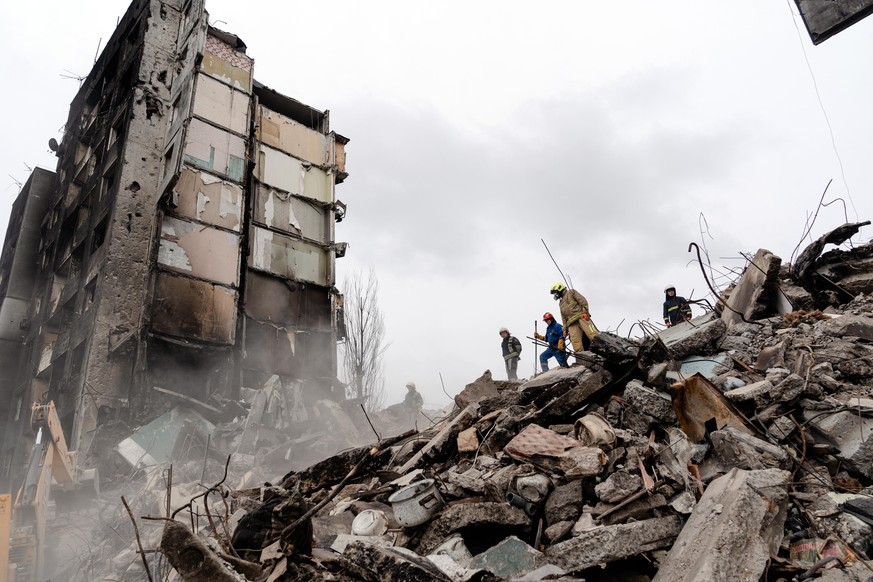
[
  {"x1": 172, "y1": 167, "x2": 242, "y2": 231},
  {"x1": 253, "y1": 184, "x2": 327, "y2": 241},
  {"x1": 158, "y1": 216, "x2": 240, "y2": 285},
  {"x1": 184, "y1": 118, "x2": 246, "y2": 181},
  {"x1": 258, "y1": 106, "x2": 331, "y2": 166},
  {"x1": 254, "y1": 144, "x2": 334, "y2": 204},
  {"x1": 250, "y1": 226, "x2": 329, "y2": 285},
  {"x1": 192, "y1": 73, "x2": 249, "y2": 135}
]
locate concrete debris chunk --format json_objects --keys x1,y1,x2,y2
[
  {"x1": 344, "y1": 540, "x2": 452, "y2": 581},
  {"x1": 819, "y1": 314, "x2": 873, "y2": 341},
  {"x1": 804, "y1": 398, "x2": 873, "y2": 479},
  {"x1": 545, "y1": 515, "x2": 683, "y2": 573},
  {"x1": 653, "y1": 468, "x2": 790, "y2": 582},
  {"x1": 595, "y1": 470, "x2": 642, "y2": 503},
  {"x1": 710, "y1": 427, "x2": 790, "y2": 471},
  {"x1": 722, "y1": 248, "x2": 782, "y2": 326},
  {"x1": 416, "y1": 502, "x2": 530, "y2": 555},
  {"x1": 456, "y1": 426, "x2": 480, "y2": 453},
  {"x1": 723, "y1": 379, "x2": 773, "y2": 403},
  {"x1": 657, "y1": 313, "x2": 727, "y2": 359},
  {"x1": 467, "y1": 535, "x2": 544, "y2": 578}
]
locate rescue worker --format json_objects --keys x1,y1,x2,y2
[
  {"x1": 550, "y1": 282, "x2": 598, "y2": 354},
  {"x1": 499, "y1": 327, "x2": 522, "y2": 381},
  {"x1": 534, "y1": 312, "x2": 569, "y2": 372},
  {"x1": 403, "y1": 381, "x2": 423, "y2": 428},
  {"x1": 663, "y1": 285, "x2": 692, "y2": 327}
]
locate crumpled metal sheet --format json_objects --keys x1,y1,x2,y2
[{"x1": 668, "y1": 374, "x2": 754, "y2": 443}]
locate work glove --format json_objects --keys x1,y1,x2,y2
[
  {"x1": 557, "y1": 339, "x2": 565, "y2": 350},
  {"x1": 581, "y1": 313, "x2": 591, "y2": 322},
  {"x1": 534, "y1": 333, "x2": 544, "y2": 341}
]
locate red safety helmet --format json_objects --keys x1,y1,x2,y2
[{"x1": 543, "y1": 312, "x2": 555, "y2": 322}]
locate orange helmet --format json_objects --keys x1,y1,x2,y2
[{"x1": 543, "y1": 312, "x2": 555, "y2": 322}]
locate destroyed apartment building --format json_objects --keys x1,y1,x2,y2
[{"x1": 0, "y1": 0, "x2": 350, "y2": 492}]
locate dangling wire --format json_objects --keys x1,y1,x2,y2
[{"x1": 542, "y1": 239, "x2": 571, "y2": 289}]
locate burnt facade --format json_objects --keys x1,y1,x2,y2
[{"x1": 0, "y1": 0, "x2": 348, "y2": 482}]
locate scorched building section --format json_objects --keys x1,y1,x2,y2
[{"x1": 0, "y1": 0, "x2": 349, "y2": 485}]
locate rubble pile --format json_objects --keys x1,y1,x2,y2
[{"x1": 79, "y1": 226, "x2": 873, "y2": 581}]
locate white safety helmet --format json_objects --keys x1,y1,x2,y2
[
  {"x1": 664, "y1": 285, "x2": 676, "y2": 293},
  {"x1": 499, "y1": 327, "x2": 509, "y2": 334},
  {"x1": 406, "y1": 381, "x2": 416, "y2": 389}
]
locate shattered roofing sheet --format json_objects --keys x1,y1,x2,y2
[{"x1": 504, "y1": 423, "x2": 580, "y2": 459}]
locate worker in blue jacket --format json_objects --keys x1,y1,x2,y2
[{"x1": 534, "y1": 312, "x2": 569, "y2": 372}]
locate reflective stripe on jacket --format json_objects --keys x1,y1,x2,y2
[
  {"x1": 502, "y1": 335, "x2": 522, "y2": 360},
  {"x1": 663, "y1": 295, "x2": 692, "y2": 324},
  {"x1": 559, "y1": 289, "x2": 590, "y2": 326}
]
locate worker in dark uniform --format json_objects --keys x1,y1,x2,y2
[
  {"x1": 663, "y1": 285, "x2": 693, "y2": 327},
  {"x1": 403, "y1": 381, "x2": 423, "y2": 428},
  {"x1": 534, "y1": 312, "x2": 569, "y2": 372},
  {"x1": 499, "y1": 327, "x2": 522, "y2": 380}
]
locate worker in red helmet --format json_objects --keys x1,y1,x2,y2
[{"x1": 533, "y1": 312, "x2": 568, "y2": 372}]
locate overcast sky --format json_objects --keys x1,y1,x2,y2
[{"x1": 1, "y1": 1, "x2": 872, "y2": 410}]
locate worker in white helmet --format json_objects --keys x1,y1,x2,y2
[
  {"x1": 499, "y1": 327, "x2": 522, "y2": 380},
  {"x1": 663, "y1": 285, "x2": 692, "y2": 327}
]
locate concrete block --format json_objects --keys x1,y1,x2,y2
[
  {"x1": 722, "y1": 248, "x2": 781, "y2": 326},
  {"x1": 652, "y1": 468, "x2": 790, "y2": 582},
  {"x1": 657, "y1": 313, "x2": 727, "y2": 360},
  {"x1": 598, "y1": 493, "x2": 667, "y2": 526},
  {"x1": 455, "y1": 370, "x2": 500, "y2": 409},
  {"x1": 543, "y1": 520, "x2": 573, "y2": 544},
  {"x1": 558, "y1": 446, "x2": 607, "y2": 479},
  {"x1": 754, "y1": 343, "x2": 785, "y2": 372},
  {"x1": 767, "y1": 416, "x2": 796, "y2": 442},
  {"x1": 590, "y1": 332, "x2": 639, "y2": 364},
  {"x1": 819, "y1": 314, "x2": 873, "y2": 341},
  {"x1": 344, "y1": 541, "x2": 451, "y2": 581},
  {"x1": 416, "y1": 502, "x2": 530, "y2": 555},
  {"x1": 710, "y1": 427, "x2": 790, "y2": 471},
  {"x1": 545, "y1": 481, "x2": 583, "y2": 526},
  {"x1": 515, "y1": 564, "x2": 568, "y2": 580},
  {"x1": 456, "y1": 426, "x2": 479, "y2": 453},
  {"x1": 595, "y1": 470, "x2": 642, "y2": 503},
  {"x1": 533, "y1": 369, "x2": 613, "y2": 423},
  {"x1": 622, "y1": 380, "x2": 675, "y2": 433},
  {"x1": 723, "y1": 380, "x2": 773, "y2": 403},
  {"x1": 647, "y1": 363, "x2": 669, "y2": 386},
  {"x1": 446, "y1": 466, "x2": 485, "y2": 494},
  {"x1": 467, "y1": 536, "x2": 544, "y2": 579},
  {"x1": 805, "y1": 398, "x2": 873, "y2": 479},
  {"x1": 545, "y1": 516, "x2": 683, "y2": 573}
]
